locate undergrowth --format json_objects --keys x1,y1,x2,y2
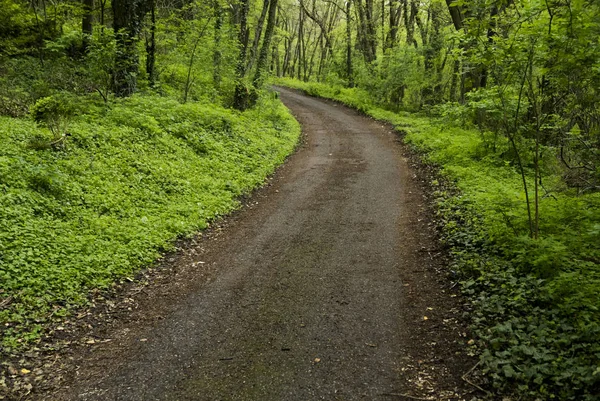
[
  {"x1": 0, "y1": 91, "x2": 300, "y2": 350},
  {"x1": 273, "y1": 77, "x2": 600, "y2": 400}
]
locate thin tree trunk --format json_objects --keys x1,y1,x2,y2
[
  {"x1": 306, "y1": 27, "x2": 319, "y2": 80},
  {"x1": 300, "y1": 0, "x2": 334, "y2": 67},
  {"x1": 213, "y1": 0, "x2": 223, "y2": 91},
  {"x1": 32, "y1": 1, "x2": 45, "y2": 66},
  {"x1": 450, "y1": 57, "x2": 459, "y2": 101},
  {"x1": 247, "y1": 0, "x2": 270, "y2": 73},
  {"x1": 146, "y1": 0, "x2": 156, "y2": 87},
  {"x1": 100, "y1": 0, "x2": 106, "y2": 31},
  {"x1": 273, "y1": 44, "x2": 281, "y2": 77},
  {"x1": 317, "y1": 32, "x2": 325, "y2": 80},
  {"x1": 253, "y1": 0, "x2": 279, "y2": 88},
  {"x1": 184, "y1": 19, "x2": 213, "y2": 103},
  {"x1": 381, "y1": 0, "x2": 385, "y2": 54},
  {"x1": 346, "y1": 0, "x2": 353, "y2": 86},
  {"x1": 296, "y1": 6, "x2": 304, "y2": 80},
  {"x1": 184, "y1": 38, "x2": 200, "y2": 103}
]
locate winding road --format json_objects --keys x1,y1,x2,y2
[{"x1": 50, "y1": 88, "x2": 474, "y2": 401}]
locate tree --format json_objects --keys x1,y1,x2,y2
[
  {"x1": 212, "y1": 0, "x2": 223, "y2": 91},
  {"x1": 253, "y1": 0, "x2": 279, "y2": 87},
  {"x1": 112, "y1": 0, "x2": 149, "y2": 96},
  {"x1": 82, "y1": 0, "x2": 94, "y2": 37},
  {"x1": 232, "y1": 0, "x2": 252, "y2": 110},
  {"x1": 145, "y1": 0, "x2": 157, "y2": 87}
]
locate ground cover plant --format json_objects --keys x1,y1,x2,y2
[
  {"x1": 0, "y1": 92, "x2": 299, "y2": 350},
  {"x1": 274, "y1": 77, "x2": 600, "y2": 400},
  {"x1": 2, "y1": 0, "x2": 600, "y2": 398},
  {"x1": 0, "y1": 0, "x2": 303, "y2": 354}
]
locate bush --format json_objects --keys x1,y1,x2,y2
[{"x1": 30, "y1": 94, "x2": 76, "y2": 148}]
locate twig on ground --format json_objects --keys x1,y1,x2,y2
[
  {"x1": 0, "y1": 296, "x2": 13, "y2": 308},
  {"x1": 380, "y1": 393, "x2": 435, "y2": 400},
  {"x1": 462, "y1": 360, "x2": 488, "y2": 394}
]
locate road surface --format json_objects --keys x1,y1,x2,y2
[{"x1": 49, "y1": 87, "x2": 474, "y2": 401}]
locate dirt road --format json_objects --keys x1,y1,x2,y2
[{"x1": 50, "y1": 88, "x2": 474, "y2": 400}]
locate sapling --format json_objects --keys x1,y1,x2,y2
[{"x1": 30, "y1": 94, "x2": 75, "y2": 149}]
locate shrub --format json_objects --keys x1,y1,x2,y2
[{"x1": 30, "y1": 94, "x2": 76, "y2": 148}]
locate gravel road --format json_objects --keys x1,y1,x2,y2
[{"x1": 50, "y1": 87, "x2": 475, "y2": 401}]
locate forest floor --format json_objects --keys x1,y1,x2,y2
[{"x1": 26, "y1": 88, "x2": 480, "y2": 400}]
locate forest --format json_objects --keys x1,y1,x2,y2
[{"x1": 0, "y1": 0, "x2": 598, "y2": 399}]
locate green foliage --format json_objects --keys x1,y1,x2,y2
[
  {"x1": 364, "y1": 47, "x2": 428, "y2": 111},
  {"x1": 84, "y1": 30, "x2": 117, "y2": 100},
  {"x1": 273, "y1": 77, "x2": 373, "y2": 114},
  {"x1": 0, "y1": 0, "x2": 37, "y2": 56},
  {"x1": 30, "y1": 94, "x2": 76, "y2": 142},
  {"x1": 0, "y1": 0, "x2": 299, "y2": 352},
  {"x1": 276, "y1": 78, "x2": 600, "y2": 400},
  {"x1": 0, "y1": 91, "x2": 300, "y2": 350},
  {"x1": 154, "y1": 5, "x2": 238, "y2": 103}
]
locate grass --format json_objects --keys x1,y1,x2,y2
[
  {"x1": 0, "y1": 91, "x2": 300, "y2": 350},
  {"x1": 273, "y1": 77, "x2": 600, "y2": 400}
]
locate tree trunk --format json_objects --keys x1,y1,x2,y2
[
  {"x1": 365, "y1": 0, "x2": 377, "y2": 60},
  {"x1": 253, "y1": 0, "x2": 279, "y2": 88},
  {"x1": 273, "y1": 44, "x2": 281, "y2": 77},
  {"x1": 112, "y1": 0, "x2": 148, "y2": 97},
  {"x1": 99, "y1": 0, "x2": 106, "y2": 30},
  {"x1": 146, "y1": 0, "x2": 156, "y2": 87},
  {"x1": 346, "y1": 0, "x2": 353, "y2": 87},
  {"x1": 386, "y1": 0, "x2": 399, "y2": 48},
  {"x1": 82, "y1": 0, "x2": 94, "y2": 36},
  {"x1": 422, "y1": 3, "x2": 444, "y2": 104},
  {"x1": 355, "y1": 0, "x2": 375, "y2": 62},
  {"x1": 213, "y1": 0, "x2": 223, "y2": 91},
  {"x1": 404, "y1": 0, "x2": 418, "y2": 48},
  {"x1": 300, "y1": 0, "x2": 334, "y2": 71},
  {"x1": 297, "y1": 6, "x2": 304, "y2": 80},
  {"x1": 233, "y1": 0, "x2": 252, "y2": 110},
  {"x1": 247, "y1": 0, "x2": 270, "y2": 73},
  {"x1": 449, "y1": 57, "x2": 459, "y2": 102},
  {"x1": 445, "y1": 0, "x2": 464, "y2": 31}
]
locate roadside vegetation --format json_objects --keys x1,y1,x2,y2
[
  {"x1": 265, "y1": 0, "x2": 600, "y2": 398},
  {"x1": 1, "y1": 0, "x2": 599, "y2": 399},
  {"x1": 0, "y1": 94, "x2": 299, "y2": 350},
  {"x1": 273, "y1": 77, "x2": 600, "y2": 401},
  {"x1": 0, "y1": 0, "x2": 299, "y2": 358}
]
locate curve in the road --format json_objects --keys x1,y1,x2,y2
[{"x1": 52, "y1": 87, "x2": 474, "y2": 401}]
